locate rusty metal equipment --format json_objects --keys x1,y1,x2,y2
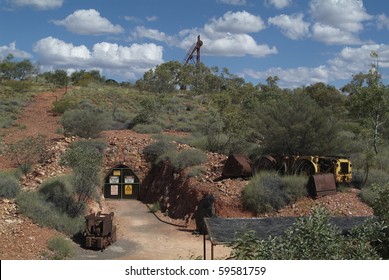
[
  {"x1": 84, "y1": 212, "x2": 117, "y2": 250},
  {"x1": 183, "y1": 35, "x2": 203, "y2": 66},
  {"x1": 254, "y1": 155, "x2": 352, "y2": 184},
  {"x1": 222, "y1": 154, "x2": 252, "y2": 178},
  {"x1": 307, "y1": 173, "x2": 337, "y2": 197}
]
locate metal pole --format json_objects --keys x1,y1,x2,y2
[{"x1": 203, "y1": 232, "x2": 206, "y2": 260}]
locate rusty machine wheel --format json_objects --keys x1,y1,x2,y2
[
  {"x1": 254, "y1": 155, "x2": 277, "y2": 174},
  {"x1": 293, "y1": 159, "x2": 316, "y2": 176}
]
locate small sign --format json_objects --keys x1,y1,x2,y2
[
  {"x1": 124, "y1": 185, "x2": 133, "y2": 195},
  {"x1": 109, "y1": 176, "x2": 119, "y2": 184},
  {"x1": 111, "y1": 185, "x2": 119, "y2": 196},
  {"x1": 124, "y1": 176, "x2": 135, "y2": 184},
  {"x1": 113, "y1": 170, "x2": 121, "y2": 176}
]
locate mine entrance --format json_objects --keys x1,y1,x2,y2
[{"x1": 103, "y1": 164, "x2": 140, "y2": 199}]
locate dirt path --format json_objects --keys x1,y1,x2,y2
[
  {"x1": 0, "y1": 88, "x2": 65, "y2": 169},
  {"x1": 73, "y1": 200, "x2": 231, "y2": 260}
]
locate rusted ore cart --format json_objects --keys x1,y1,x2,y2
[{"x1": 84, "y1": 212, "x2": 117, "y2": 250}]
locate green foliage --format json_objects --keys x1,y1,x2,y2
[
  {"x1": 60, "y1": 141, "x2": 105, "y2": 205},
  {"x1": 256, "y1": 93, "x2": 341, "y2": 155},
  {"x1": 46, "y1": 236, "x2": 75, "y2": 260},
  {"x1": 143, "y1": 139, "x2": 176, "y2": 163},
  {"x1": 281, "y1": 175, "x2": 308, "y2": 203},
  {"x1": 0, "y1": 54, "x2": 37, "y2": 80},
  {"x1": 149, "y1": 201, "x2": 161, "y2": 213},
  {"x1": 61, "y1": 107, "x2": 111, "y2": 138},
  {"x1": 168, "y1": 149, "x2": 207, "y2": 170},
  {"x1": 243, "y1": 172, "x2": 307, "y2": 214},
  {"x1": 0, "y1": 172, "x2": 21, "y2": 198},
  {"x1": 16, "y1": 191, "x2": 84, "y2": 236},
  {"x1": 38, "y1": 176, "x2": 83, "y2": 218},
  {"x1": 132, "y1": 123, "x2": 163, "y2": 134},
  {"x1": 42, "y1": 70, "x2": 69, "y2": 88},
  {"x1": 243, "y1": 172, "x2": 287, "y2": 214},
  {"x1": 6, "y1": 135, "x2": 46, "y2": 174},
  {"x1": 230, "y1": 207, "x2": 380, "y2": 260}
]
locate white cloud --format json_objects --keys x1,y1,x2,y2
[
  {"x1": 131, "y1": 10, "x2": 276, "y2": 58},
  {"x1": 131, "y1": 26, "x2": 178, "y2": 45},
  {"x1": 7, "y1": 0, "x2": 63, "y2": 10},
  {"x1": 207, "y1": 10, "x2": 266, "y2": 34},
  {"x1": 243, "y1": 44, "x2": 389, "y2": 88},
  {"x1": 0, "y1": 42, "x2": 32, "y2": 59},
  {"x1": 217, "y1": 0, "x2": 247, "y2": 6},
  {"x1": 309, "y1": 0, "x2": 372, "y2": 45},
  {"x1": 33, "y1": 37, "x2": 163, "y2": 80},
  {"x1": 204, "y1": 33, "x2": 277, "y2": 57},
  {"x1": 181, "y1": 10, "x2": 276, "y2": 57},
  {"x1": 377, "y1": 14, "x2": 389, "y2": 30},
  {"x1": 311, "y1": 23, "x2": 361, "y2": 45},
  {"x1": 266, "y1": 0, "x2": 292, "y2": 9},
  {"x1": 268, "y1": 13, "x2": 310, "y2": 40},
  {"x1": 52, "y1": 9, "x2": 124, "y2": 35}
]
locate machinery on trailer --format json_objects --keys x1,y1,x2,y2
[
  {"x1": 254, "y1": 155, "x2": 352, "y2": 184},
  {"x1": 222, "y1": 154, "x2": 353, "y2": 197},
  {"x1": 84, "y1": 211, "x2": 117, "y2": 250}
]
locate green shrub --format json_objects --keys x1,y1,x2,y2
[
  {"x1": 149, "y1": 201, "x2": 161, "y2": 213},
  {"x1": 364, "y1": 168, "x2": 389, "y2": 187},
  {"x1": 230, "y1": 207, "x2": 380, "y2": 260},
  {"x1": 281, "y1": 175, "x2": 308, "y2": 203},
  {"x1": 16, "y1": 191, "x2": 84, "y2": 235},
  {"x1": 7, "y1": 135, "x2": 46, "y2": 174},
  {"x1": 132, "y1": 123, "x2": 163, "y2": 134},
  {"x1": 38, "y1": 176, "x2": 81, "y2": 217},
  {"x1": 359, "y1": 184, "x2": 380, "y2": 206},
  {"x1": 170, "y1": 149, "x2": 207, "y2": 170},
  {"x1": 52, "y1": 97, "x2": 78, "y2": 114},
  {"x1": 46, "y1": 236, "x2": 75, "y2": 260},
  {"x1": 143, "y1": 140, "x2": 176, "y2": 163},
  {"x1": 60, "y1": 141, "x2": 104, "y2": 205},
  {"x1": 243, "y1": 172, "x2": 287, "y2": 214},
  {"x1": 61, "y1": 108, "x2": 111, "y2": 138},
  {"x1": 0, "y1": 172, "x2": 21, "y2": 198}
]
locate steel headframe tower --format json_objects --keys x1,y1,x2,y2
[{"x1": 183, "y1": 35, "x2": 203, "y2": 67}]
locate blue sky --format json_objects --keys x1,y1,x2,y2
[{"x1": 1, "y1": 0, "x2": 388, "y2": 88}]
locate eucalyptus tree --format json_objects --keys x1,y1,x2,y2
[{"x1": 342, "y1": 51, "x2": 389, "y2": 155}]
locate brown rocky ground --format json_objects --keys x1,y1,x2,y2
[{"x1": 0, "y1": 89, "x2": 374, "y2": 260}]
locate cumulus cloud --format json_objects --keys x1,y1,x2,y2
[
  {"x1": 309, "y1": 0, "x2": 372, "y2": 45},
  {"x1": 7, "y1": 0, "x2": 63, "y2": 10},
  {"x1": 268, "y1": 13, "x2": 310, "y2": 40},
  {"x1": 0, "y1": 42, "x2": 32, "y2": 59},
  {"x1": 179, "y1": 11, "x2": 276, "y2": 57},
  {"x1": 266, "y1": 0, "x2": 292, "y2": 9},
  {"x1": 207, "y1": 10, "x2": 266, "y2": 34},
  {"x1": 52, "y1": 9, "x2": 124, "y2": 35},
  {"x1": 311, "y1": 23, "x2": 362, "y2": 45},
  {"x1": 33, "y1": 37, "x2": 163, "y2": 80},
  {"x1": 243, "y1": 44, "x2": 389, "y2": 88}
]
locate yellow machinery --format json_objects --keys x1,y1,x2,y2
[
  {"x1": 253, "y1": 155, "x2": 352, "y2": 197},
  {"x1": 254, "y1": 155, "x2": 352, "y2": 184}
]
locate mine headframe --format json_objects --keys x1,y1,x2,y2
[{"x1": 183, "y1": 35, "x2": 203, "y2": 67}]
